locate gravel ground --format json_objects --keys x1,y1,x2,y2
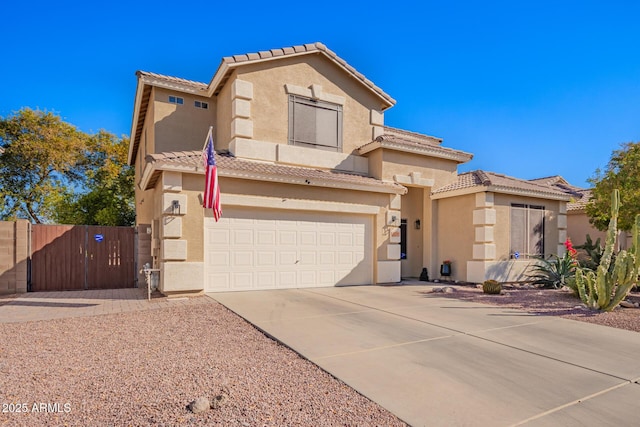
[
  {"x1": 0, "y1": 297, "x2": 406, "y2": 427},
  {"x1": 429, "y1": 284, "x2": 640, "y2": 332}
]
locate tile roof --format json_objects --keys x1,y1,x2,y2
[
  {"x1": 528, "y1": 175, "x2": 591, "y2": 211},
  {"x1": 358, "y1": 126, "x2": 473, "y2": 163},
  {"x1": 144, "y1": 150, "x2": 406, "y2": 194},
  {"x1": 135, "y1": 43, "x2": 395, "y2": 105},
  {"x1": 136, "y1": 71, "x2": 208, "y2": 91},
  {"x1": 432, "y1": 170, "x2": 571, "y2": 200},
  {"x1": 566, "y1": 189, "x2": 592, "y2": 211}
]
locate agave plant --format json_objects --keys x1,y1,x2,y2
[{"x1": 528, "y1": 252, "x2": 577, "y2": 289}]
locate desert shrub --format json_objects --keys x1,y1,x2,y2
[
  {"x1": 528, "y1": 252, "x2": 577, "y2": 290},
  {"x1": 482, "y1": 279, "x2": 502, "y2": 294}
]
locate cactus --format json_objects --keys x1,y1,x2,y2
[
  {"x1": 482, "y1": 279, "x2": 502, "y2": 295},
  {"x1": 574, "y1": 190, "x2": 640, "y2": 311}
]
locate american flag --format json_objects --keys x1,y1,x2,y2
[{"x1": 202, "y1": 129, "x2": 222, "y2": 221}]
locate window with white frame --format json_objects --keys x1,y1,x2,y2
[
  {"x1": 168, "y1": 96, "x2": 184, "y2": 105},
  {"x1": 194, "y1": 100, "x2": 208, "y2": 109},
  {"x1": 510, "y1": 204, "x2": 545, "y2": 258},
  {"x1": 288, "y1": 95, "x2": 342, "y2": 151}
]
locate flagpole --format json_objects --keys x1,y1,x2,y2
[{"x1": 202, "y1": 126, "x2": 214, "y2": 151}]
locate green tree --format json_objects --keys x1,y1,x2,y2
[
  {"x1": 0, "y1": 108, "x2": 90, "y2": 223},
  {"x1": 54, "y1": 131, "x2": 135, "y2": 226},
  {"x1": 0, "y1": 108, "x2": 134, "y2": 226},
  {"x1": 586, "y1": 142, "x2": 640, "y2": 232}
]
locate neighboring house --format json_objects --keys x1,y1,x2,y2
[
  {"x1": 128, "y1": 42, "x2": 571, "y2": 294},
  {"x1": 533, "y1": 176, "x2": 629, "y2": 251}
]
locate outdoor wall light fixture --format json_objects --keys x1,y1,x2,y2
[
  {"x1": 171, "y1": 200, "x2": 181, "y2": 214},
  {"x1": 415, "y1": 219, "x2": 421, "y2": 229},
  {"x1": 391, "y1": 215, "x2": 397, "y2": 222}
]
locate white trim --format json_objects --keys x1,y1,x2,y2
[{"x1": 221, "y1": 194, "x2": 381, "y2": 214}]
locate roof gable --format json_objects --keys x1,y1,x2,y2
[{"x1": 432, "y1": 170, "x2": 571, "y2": 200}]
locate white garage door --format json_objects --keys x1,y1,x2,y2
[{"x1": 204, "y1": 207, "x2": 373, "y2": 292}]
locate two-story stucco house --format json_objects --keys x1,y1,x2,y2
[{"x1": 129, "y1": 42, "x2": 571, "y2": 294}]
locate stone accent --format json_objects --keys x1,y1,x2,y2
[
  {"x1": 231, "y1": 118, "x2": 253, "y2": 139},
  {"x1": 161, "y1": 262, "x2": 204, "y2": 292},
  {"x1": 162, "y1": 194, "x2": 187, "y2": 215},
  {"x1": 472, "y1": 193, "x2": 497, "y2": 266},
  {"x1": 162, "y1": 171, "x2": 182, "y2": 192},
  {"x1": 162, "y1": 216, "x2": 182, "y2": 239},
  {"x1": 161, "y1": 239, "x2": 187, "y2": 261},
  {"x1": 389, "y1": 227, "x2": 401, "y2": 243},
  {"x1": 231, "y1": 79, "x2": 253, "y2": 100},
  {"x1": 387, "y1": 244, "x2": 401, "y2": 260},
  {"x1": 370, "y1": 110, "x2": 384, "y2": 126},
  {"x1": 232, "y1": 98, "x2": 251, "y2": 118},
  {"x1": 230, "y1": 79, "x2": 254, "y2": 140},
  {"x1": 377, "y1": 260, "x2": 400, "y2": 283},
  {"x1": 386, "y1": 210, "x2": 401, "y2": 227}
]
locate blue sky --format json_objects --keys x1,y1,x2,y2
[{"x1": 2, "y1": 1, "x2": 639, "y2": 187}]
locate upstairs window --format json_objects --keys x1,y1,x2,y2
[
  {"x1": 168, "y1": 96, "x2": 184, "y2": 105},
  {"x1": 288, "y1": 95, "x2": 342, "y2": 151},
  {"x1": 194, "y1": 100, "x2": 208, "y2": 109},
  {"x1": 511, "y1": 204, "x2": 545, "y2": 258}
]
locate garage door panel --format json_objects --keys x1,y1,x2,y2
[
  {"x1": 279, "y1": 231, "x2": 297, "y2": 245},
  {"x1": 205, "y1": 207, "x2": 372, "y2": 292},
  {"x1": 300, "y1": 231, "x2": 316, "y2": 246},
  {"x1": 233, "y1": 251, "x2": 253, "y2": 266},
  {"x1": 208, "y1": 251, "x2": 231, "y2": 266},
  {"x1": 338, "y1": 252, "x2": 353, "y2": 265},
  {"x1": 319, "y1": 252, "x2": 335, "y2": 265},
  {"x1": 257, "y1": 230, "x2": 276, "y2": 245},
  {"x1": 208, "y1": 229, "x2": 230, "y2": 245},
  {"x1": 319, "y1": 232, "x2": 335, "y2": 246},
  {"x1": 257, "y1": 272, "x2": 276, "y2": 287},
  {"x1": 300, "y1": 251, "x2": 316, "y2": 265},
  {"x1": 279, "y1": 251, "x2": 297, "y2": 265},
  {"x1": 256, "y1": 251, "x2": 275, "y2": 266},
  {"x1": 232, "y1": 229, "x2": 254, "y2": 245},
  {"x1": 232, "y1": 272, "x2": 253, "y2": 288}
]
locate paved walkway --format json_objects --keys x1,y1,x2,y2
[
  {"x1": 211, "y1": 285, "x2": 640, "y2": 427},
  {"x1": 0, "y1": 288, "x2": 204, "y2": 323}
]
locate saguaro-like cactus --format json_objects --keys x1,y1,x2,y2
[{"x1": 574, "y1": 190, "x2": 640, "y2": 311}]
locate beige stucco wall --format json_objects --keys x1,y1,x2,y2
[
  {"x1": 228, "y1": 55, "x2": 384, "y2": 154},
  {"x1": 153, "y1": 87, "x2": 215, "y2": 154},
  {"x1": 436, "y1": 194, "x2": 476, "y2": 281},
  {"x1": 379, "y1": 150, "x2": 459, "y2": 187},
  {"x1": 215, "y1": 74, "x2": 234, "y2": 152},
  {"x1": 567, "y1": 211, "x2": 607, "y2": 247},
  {"x1": 180, "y1": 174, "x2": 205, "y2": 262}
]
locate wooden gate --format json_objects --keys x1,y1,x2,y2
[{"x1": 31, "y1": 225, "x2": 135, "y2": 291}]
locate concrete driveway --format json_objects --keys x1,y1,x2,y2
[{"x1": 211, "y1": 285, "x2": 640, "y2": 427}]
